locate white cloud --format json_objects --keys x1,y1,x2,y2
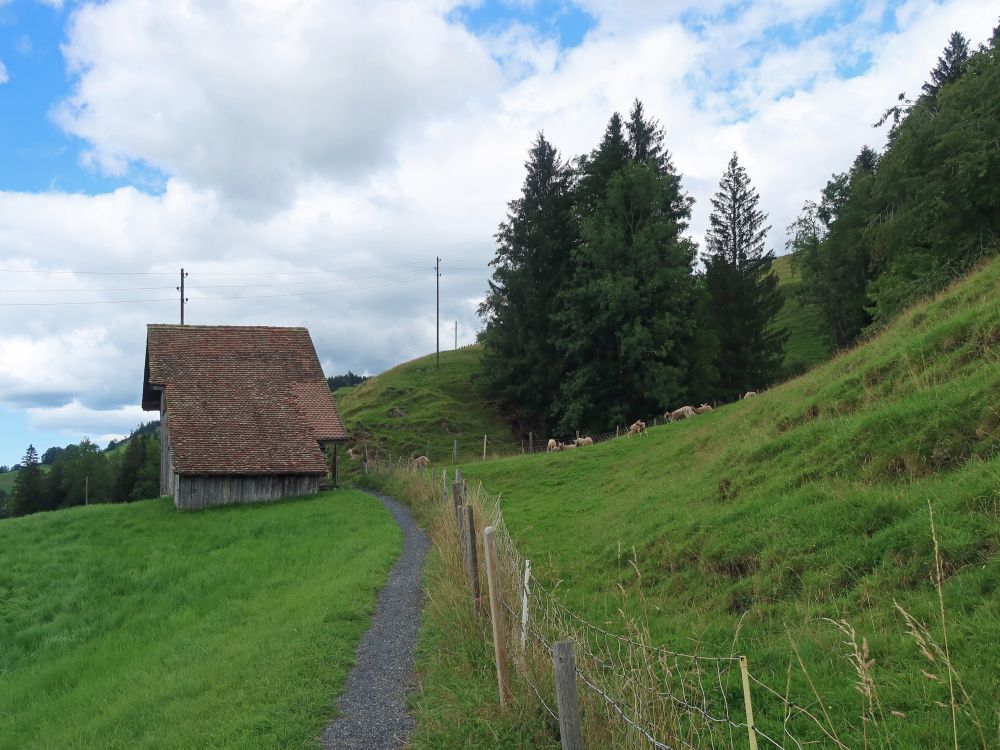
[
  {"x1": 0, "y1": 60, "x2": 8, "y2": 84},
  {"x1": 2, "y1": 0, "x2": 997, "y2": 449},
  {"x1": 54, "y1": 0, "x2": 502, "y2": 213},
  {"x1": 25, "y1": 401, "x2": 147, "y2": 444}
]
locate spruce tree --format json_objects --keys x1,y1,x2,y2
[
  {"x1": 626, "y1": 99, "x2": 669, "y2": 174},
  {"x1": 478, "y1": 133, "x2": 577, "y2": 433},
  {"x1": 922, "y1": 31, "x2": 971, "y2": 98},
  {"x1": 574, "y1": 113, "x2": 629, "y2": 217},
  {"x1": 11, "y1": 445, "x2": 45, "y2": 516},
  {"x1": 555, "y1": 107, "x2": 698, "y2": 432},
  {"x1": 703, "y1": 153, "x2": 785, "y2": 398}
]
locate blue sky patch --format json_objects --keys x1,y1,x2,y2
[
  {"x1": 453, "y1": 0, "x2": 595, "y2": 49},
  {"x1": 0, "y1": 1, "x2": 167, "y2": 195}
]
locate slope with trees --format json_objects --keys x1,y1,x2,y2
[{"x1": 790, "y1": 25, "x2": 1000, "y2": 344}]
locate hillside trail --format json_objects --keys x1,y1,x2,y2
[{"x1": 320, "y1": 489, "x2": 429, "y2": 750}]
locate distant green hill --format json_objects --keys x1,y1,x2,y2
[
  {"x1": 771, "y1": 252, "x2": 834, "y2": 375},
  {"x1": 333, "y1": 347, "x2": 520, "y2": 466}
]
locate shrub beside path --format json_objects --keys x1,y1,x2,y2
[{"x1": 321, "y1": 489, "x2": 429, "y2": 750}]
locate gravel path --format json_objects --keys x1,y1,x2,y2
[{"x1": 320, "y1": 489, "x2": 429, "y2": 750}]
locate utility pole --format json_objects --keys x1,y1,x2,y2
[
  {"x1": 454, "y1": 320, "x2": 458, "y2": 350},
  {"x1": 85, "y1": 475, "x2": 89, "y2": 506},
  {"x1": 435, "y1": 257, "x2": 441, "y2": 369},
  {"x1": 177, "y1": 268, "x2": 189, "y2": 324}
]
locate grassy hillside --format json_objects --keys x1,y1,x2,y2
[
  {"x1": 334, "y1": 346, "x2": 519, "y2": 464},
  {"x1": 0, "y1": 464, "x2": 49, "y2": 495},
  {"x1": 439, "y1": 257, "x2": 1000, "y2": 747},
  {"x1": 772, "y1": 253, "x2": 834, "y2": 375},
  {"x1": 0, "y1": 491, "x2": 400, "y2": 749}
]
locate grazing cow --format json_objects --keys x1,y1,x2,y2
[
  {"x1": 410, "y1": 455, "x2": 430, "y2": 470},
  {"x1": 693, "y1": 404, "x2": 713, "y2": 415},
  {"x1": 666, "y1": 405, "x2": 696, "y2": 422},
  {"x1": 546, "y1": 438, "x2": 559, "y2": 453},
  {"x1": 561, "y1": 442, "x2": 576, "y2": 450},
  {"x1": 628, "y1": 420, "x2": 647, "y2": 436},
  {"x1": 743, "y1": 391, "x2": 758, "y2": 399},
  {"x1": 575, "y1": 436, "x2": 594, "y2": 447}
]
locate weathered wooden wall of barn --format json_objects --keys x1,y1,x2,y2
[
  {"x1": 160, "y1": 393, "x2": 174, "y2": 497},
  {"x1": 173, "y1": 474, "x2": 320, "y2": 510}
]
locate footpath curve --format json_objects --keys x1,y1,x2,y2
[{"x1": 321, "y1": 489, "x2": 429, "y2": 750}]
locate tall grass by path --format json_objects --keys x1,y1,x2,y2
[{"x1": 0, "y1": 490, "x2": 401, "y2": 750}]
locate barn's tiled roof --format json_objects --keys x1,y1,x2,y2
[{"x1": 142, "y1": 325, "x2": 348, "y2": 475}]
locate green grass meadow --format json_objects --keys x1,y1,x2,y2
[
  {"x1": 771, "y1": 253, "x2": 834, "y2": 375},
  {"x1": 0, "y1": 490, "x2": 401, "y2": 750},
  {"x1": 373, "y1": 257, "x2": 998, "y2": 748},
  {"x1": 334, "y1": 346, "x2": 519, "y2": 465}
]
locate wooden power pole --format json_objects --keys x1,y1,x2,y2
[
  {"x1": 435, "y1": 257, "x2": 441, "y2": 369},
  {"x1": 177, "y1": 268, "x2": 189, "y2": 324}
]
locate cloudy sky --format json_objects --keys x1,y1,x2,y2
[{"x1": 0, "y1": 0, "x2": 996, "y2": 465}]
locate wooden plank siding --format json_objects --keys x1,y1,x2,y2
[{"x1": 173, "y1": 474, "x2": 321, "y2": 510}]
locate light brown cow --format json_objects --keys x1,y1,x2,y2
[
  {"x1": 666, "y1": 405, "x2": 696, "y2": 422},
  {"x1": 575, "y1": 436, "x2": 594, "y2": 446},
  {"x1": 560, "y1": 442, "x2": 577, "y2": 450},
  {"x1": 628, "y1": 420, "x2": 647, "y2": 436},
  {"x1": 743, "y1": 391, "x2": 758, "y2": 399},
  {"x1": 693, "y1": 404, "x2": 713, "y2": 415},
  {"x1": 409, "y1": 455, "x2": 430, "y2": 470},
  {"x1": 546, "y1": 438, "x2": 559, "y2": 452}
]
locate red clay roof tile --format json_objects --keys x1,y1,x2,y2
[{"x1": 142, "y1": 324, "x2": 348, "y2": 475}]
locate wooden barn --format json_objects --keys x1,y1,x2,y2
[{"x1": 141, "y1": 324, "x2": 348, "y2": 510}]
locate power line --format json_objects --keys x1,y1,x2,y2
[
  {"x1": 0, "y1": 269, "x2": 424, "y2": 293},
  {"x1": 0, "y1": 285, "x2": 178, "y2": 293},
  {"x1": 0, "y1": 269, "x2": 177, "y2": 276},
  {"x1": 0, "y1": 260, "x2": 432, "y2": 277},
  {"x1": 0, "y1": 297, "x2": 177, "y2": 307},
  {"x1": 0, "y1": 278, "x2": 418, "y2": 307}
]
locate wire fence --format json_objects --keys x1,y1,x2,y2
[
  {"x1": 353, "y1": 409, "x2": 698, "y2": 472},
  {"x1": 369, "y1": 463, "x2": 842, "y2": 750}
]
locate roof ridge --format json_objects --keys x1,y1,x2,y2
[{"x1": 146, "y1": 323, "x2": 309, "y2": 331}]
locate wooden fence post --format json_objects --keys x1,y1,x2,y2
[
  {"x1": 739, "y1": 655, "x2": 760, "y2": 750},
  {"x1": 482, "y1": 434, "x2": 488, "y2": 461},
  {"x1": 363, "y1": 442, "x2": 369, "y2": 476},
  {"x1": 520, "y1": 558, "x2": 531, "y2": 653},
  {"x1": 483, "y1": 526, "x2": 512, "y2": 708},
  {"x1": 453, "y1": 439, "x2": 457, "y2": 463},
  {"x1": 462, "y1": 505, "x2": 480, "y2": 609},
  {"x1": 529, "y1": 431, "x2": 534, "y2": 453},
  {"x1": 553, "y1": 640, "x2": 583, "y2": 750},
  {"x1": 452, "y1": 480, "x2": 464, "y2": 532},
  {"x1": 442, "y1": 469, "x2": 448, "y2": 500}
]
